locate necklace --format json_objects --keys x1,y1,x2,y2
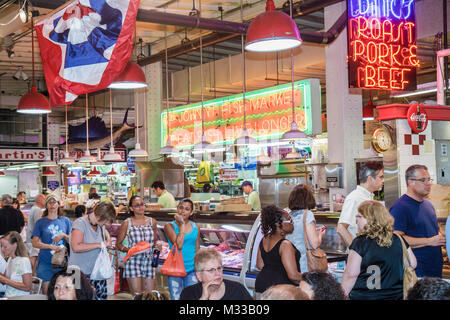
[{"x1": 87, "y1": 214, "x2": 98, "y2": 227}]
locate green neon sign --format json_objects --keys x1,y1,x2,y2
[{"x1": 161, "y1": 80, "x2": 315, "y2": 148}]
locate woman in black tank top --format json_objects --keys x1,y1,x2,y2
[{"x1": 255, "y1": 205, "x2": 302, "y2": 294}]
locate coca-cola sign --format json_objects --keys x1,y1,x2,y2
[
  {"x1": 0, "y1": 147, "x2": 52, "y2": 162},
  {"x1": 407, "y1": 104, "x2": 428, "y2": 133}
]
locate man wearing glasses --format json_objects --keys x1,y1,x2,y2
[{"x1": 390, "y1": 164, "x2": 445, "y2": 278}]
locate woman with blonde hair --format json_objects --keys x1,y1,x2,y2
[
  {"x1": 341, "y1": 200, "x2": 417, "y2": 300},
  {"x1": 0, "y1": 231, "x2": 32, "y2": 297}
]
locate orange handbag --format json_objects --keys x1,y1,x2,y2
[{"x1": 161, "y1": 243, "x2": 187, "y2": 277}]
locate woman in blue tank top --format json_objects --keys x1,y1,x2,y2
[{"x1": 164, "y1": 198, "x2": 200, "y2": 300}]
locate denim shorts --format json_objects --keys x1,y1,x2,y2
[
  {"x1": 36, "y1": 260, "x2": 62, "y2": 282},
  {"x1": 168, "y1": 271, "x2": 198, "y2": 300}
]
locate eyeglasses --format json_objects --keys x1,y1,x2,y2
[
  {"x1": 132, "y1": 203, "x2": 145, "y2": 208},
  {"x1": 410, "y1": 178, "x2": 433, "y2": 183},
  {"x1": 282, "y1": 217, "x2": 293, "y2": 224},
  {"x1": 200, "y1": 266, "x2": 223, "y2": 275},
  {"x1": 177, "y1": 205, "x2": 192, "y2": 211}
]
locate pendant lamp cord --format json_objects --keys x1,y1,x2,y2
[
  {"x1": 199, "y1": 2, "x2": 204, "y2": 139},
  {"x1": 86, "y1": 94, "x2": 89, "y2": 152},
  {"x1": 290, "y1": 0, "x2": 295, "y2": 123},
  {"x1": 240, "y1": 0, "x2": 246, "y2": 130},
  {"x1": 31, "y1": 15, "x2": 35, "y2": 87},
  {"x1": 109, "y1": 89, "x2": 114, "y2": 148},
  {"x1": 135, "y1": 89, "x2": 139, "y2": 145},
  {"x1": 65, "y1": 104, "x2": 69, "y2": 155},
  {"x1": 165, "y1": 29, "x2": 170, "y2": 144}
]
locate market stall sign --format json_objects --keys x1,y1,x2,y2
[
  {"x1": 0, "y1": 147, "x2": 52, "y2": 162},
  {"x1": 58, "y1": 149, "x2": 126, "y2": 161},
  {"x1": 347, "y1": 0, "x2": 418, "y2": 90},
  {"x1": 161, "y1": 80, "x2": 316, "y2": 149},
  {"x1": 47, "y1": 181, "x2": 60, "y2": 191},
  {"x1": 219, "y1": 169, "x2": 239, "y2": 181}
]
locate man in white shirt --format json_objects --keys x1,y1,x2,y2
[
  {"x1": 25, "y1": 194, "x2": 45, "y2": 276},
  {"x1": 337, "y1": 161, "x2": 384, "y2": 248}
]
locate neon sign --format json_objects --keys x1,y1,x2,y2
[
  {"x1": 348, "y1": 0, "x2": 417, "y2": 90},
  {"x1": 161, "y1": 80, "x2": 316, "y2": 149}
]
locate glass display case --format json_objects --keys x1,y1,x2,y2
[{"x1": 107, "y1": 210, "x2": 348, "y2": 294}]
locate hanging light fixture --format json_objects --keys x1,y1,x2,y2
[
  {"x1": 108, "y1": 167, "x2": 118, "y2": 176},
  {"x1": 160, "y1": 30, "x2": 177, "y2": 156},
  {"x1": 281, "y1": 0, "x2": 307, "y2": 142},
  {"x1": 103, "y1": 89, "x2": 123, "y2": 161},
  {"x1": 109, "y1": 29, "x2": 147, "y2": 89},
  {"x1": 285, "y1": 142, "x2": 301, "y2": 159},
  {"x1": 87, "y1": 166, "x2": 101, "y2": 176},
  {"x1": 256, "y1": 148, "x2": 271, "y2": 164},
  {"x1": 42, "y1": 167, "x2": 56, "y2": 176},
  {"x1": 17, "y1": 14, "x2": 51, "y2": 114},
  {"x1": 245, "y1": 0, "x2": 302, "y2": 53},
  {"x1": 362, "y1": 94, "x2": 375, "y2": 121},
  {"x1": 193, "y1": 6, "x2": 215, "y2": 154},
  {"x1": 129, "y1": 90, "x2": 149, "y2": 157},
  {"x1": 92, "y1": 147, "x2": 105, "y2": 166},
  {"x1": 59, "y1": 104, "x2": 76, "y2": 165},
  {"x1": 108, "y1": 61, "x2": 148, "y2": 89},
  {"x1": 66, "y1": 170, "x2": 76, "y2": 178},
  {"x1": 235, "y1": 4, "x2": 257, "y2": 147},
  {"x1": 79, "y1": 94, "x2": 97, "y2": 163}
]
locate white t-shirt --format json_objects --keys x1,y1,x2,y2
[
  {"x1": 338, "y1": 186, "x2": 374, "y2": 239},
  {"x1": 0, "y1": 252, "x2": 6, "y2": 293},
  {"x1": 4, "y1": 256, "x2": 32, "y2": 297}
]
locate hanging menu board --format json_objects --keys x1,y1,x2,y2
[{"x1": 347, "y1": 0, "x2": 418, "y2": 91}]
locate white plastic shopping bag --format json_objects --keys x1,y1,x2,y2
[{"x1": 90, "y1": 242, "x2": 113, "y2": 280}]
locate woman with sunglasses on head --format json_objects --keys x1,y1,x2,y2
[
  {"x1": 69, "y1": 201, "x2": 116, "y2": 300},
  {"x1": 116, "y1": 196, "x2": 159, "y2": 296},
  {"x1": 286, "y1": 184, "x2": 326, "y2": 272},
  {"x1": 180, "y1": 248, "x2": 252, "y2": 300},
  {"x1": 32, "y1": 195, "x2": 72, "y2": 295},
  {"x1": 164, "y1": 198, "x2": 200, "y2": 300},
  {"x1": 255, "y1": 205, "x2": 302, "y2": 298}
]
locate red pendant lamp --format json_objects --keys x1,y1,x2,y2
[
  {"x1": 245, "y1": 0, "x2": 302, "y2": 53},
  {"x1": 87, "y1": 166, "x2": 101, "y2": 176},
  {"x1": 66, "y1": 170, "x2": 76, "y2": 178},
  {"x1": 107, "y1": 167, "x2": 118, "y2": 176},
  {"x1": 363, "y1": 95, "x2": 376, "y2": 121},
  {"x1": 17, "y1": 15, "x2": 51, "y2": 114},
  {"x1": 42, "y1": 167, "x2": 56, "y2": 176},
  {"x1": 108, "y1": 61, "x2": 147, "y2": 89}
]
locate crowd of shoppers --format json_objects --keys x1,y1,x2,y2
[{"x1": 0, "y1": 162, "x2": 448, "y2": 301}]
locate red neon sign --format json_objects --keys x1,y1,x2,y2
[{"x1": 348, "y1": 8, "x2": 418, "y2": 91}]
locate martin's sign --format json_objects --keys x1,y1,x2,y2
[{"x1": 0, "y1": 148, "x2": 52, "y2": 162}]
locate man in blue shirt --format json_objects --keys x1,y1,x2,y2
[{"x1": 390, "y1": 164, "x2": 445, "y2": 278}]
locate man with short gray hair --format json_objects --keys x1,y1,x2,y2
[
  {"x1": 26, "y1": 193, "x2": 46, "y2": 275},
  {"x1": 390, "y1": 164, "x2": 445, "y2": 278},
  {"x1": 337, "y1": 161, "x2": 384, "y2": 248},
  {"x1": 0, "y1": 194, "x2": 25, "y2": 235}
]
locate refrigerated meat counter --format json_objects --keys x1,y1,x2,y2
[{"x1": 107, "y1": 210, "x2": 348, "y2": 295}]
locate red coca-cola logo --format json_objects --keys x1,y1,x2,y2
[{"x1": 407, "y1": 104, "x2": 428, "y2": 133}]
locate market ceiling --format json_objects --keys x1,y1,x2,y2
[{"x1": 0, "y1": 0, "x2": 441, "y2": 113}]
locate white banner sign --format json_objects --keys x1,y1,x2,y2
[{"x1": 0, "y1": 148, "x2": 52, "y2": 162}]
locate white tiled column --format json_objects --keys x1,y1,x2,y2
[
  {"x1": 395, "y1": 119, "x2": 436, "y2": 195},
  {"x1": 325, "y1": 2, "x2": 364, "y2": 207},
  {"x1": 145, "y1": 62, "x2": 163, "y2": 161}
]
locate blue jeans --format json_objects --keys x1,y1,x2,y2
[{"x1": 168, "y1": 271, "x2": 198, "y2": 300}]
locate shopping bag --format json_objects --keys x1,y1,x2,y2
[
  {"x1": 122, "y1": 241, "x2": 151, "y2": 262},
  {"x1": 160, "y1": 243, "x2": 186, "y2": 277},
  {"x1": 91, "y1": 242, "x2": 114, "y2": 280}
]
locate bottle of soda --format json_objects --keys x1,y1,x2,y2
[
  {"x1": 416, "y1": 105, "x2": 422, "y2": 131},
  {"x1": 151, "y1": 249, "x2": 160, "y2": 267}
]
